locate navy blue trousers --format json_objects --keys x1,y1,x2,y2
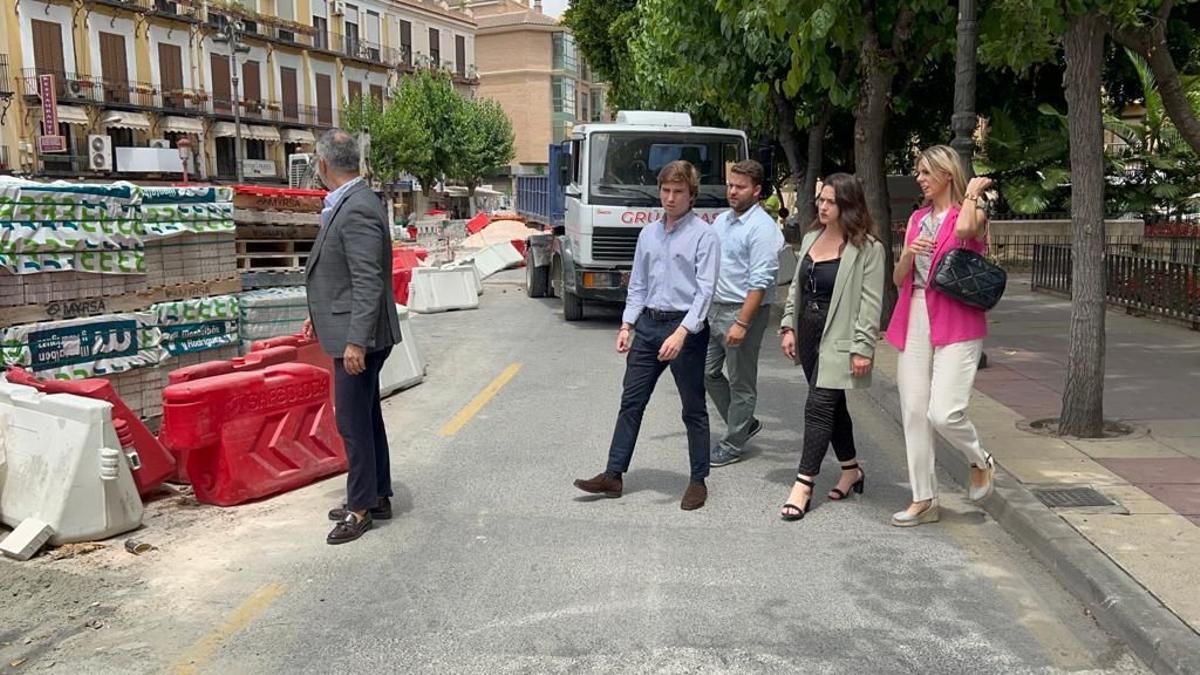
[
  {"x1": 334, "y1": 346, "x2": 393, "y2": 511},
  {"x1": 606, "y1": 314, "x2": 711, "y2": 482}
]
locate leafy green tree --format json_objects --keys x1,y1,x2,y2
[
  {"x1": 341, "y1": 92, "x2": 433, "y2": 198},
  {"x1": 453, "y1": 98, "x2": 516, "y2": 210},
  {"x1": 562, "y1": 0, "x2": 641, "y2": 109},
  {"x1": 392, "y1": 70, "x2": 469, "y2": 196}
]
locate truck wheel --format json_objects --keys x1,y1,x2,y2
[
  {"x1": 562, "y1": 287, "x2": 584, "y2": 321},
  {"x1": 559, "y1": 262, "x2": 584, "y2": 321},
  {"x1": 525, "y1": 249, "x2": 548, "y2": 298}
]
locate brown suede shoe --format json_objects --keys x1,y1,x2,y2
[
  {"x1": 681, "y1": 481, "x2": 707, "y2": 510},
  {"x1": 573, "y1": 472, "x2": 622, "y2": 497}
]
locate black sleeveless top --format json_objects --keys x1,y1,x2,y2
[{"x1": 800, "y1": 254, "x2": 840, "y2": 304}]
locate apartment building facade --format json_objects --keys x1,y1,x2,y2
[
  {"x1": 0, "y1": 0, "x2": 477, "y2": 182},
  {"x1": 471, "y1": 0, "x2": 609, "y2": 184}
]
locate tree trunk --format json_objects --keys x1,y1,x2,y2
[
  {"x1": 770, "y1": 86, "x2": 806, "y2": 200},
  {"x1": 951, "y1": 0, "x2": 979, "y2": 178},
  {"x1": 1059, "y1": 11, "x2": 1108, "y2": 438},
  {"x1": 1112, "y1": 1, "x2": 1200, "y2": 156},
  {"x1": 798, "y1": 116, "x2": 827, "y2": 227},
  {"x1": 854, "y1": 14, "x2": 898, "y2": 323}
]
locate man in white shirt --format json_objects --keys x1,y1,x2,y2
[{"x1": 705, "y1": 160, "x2": 785, "y2": 466}]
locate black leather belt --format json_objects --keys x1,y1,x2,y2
[{"x1": 645, "y1": 308, "x2": 687, "y2": 321}]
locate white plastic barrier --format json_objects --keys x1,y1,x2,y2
[
  {"x1": 379, "y1": 305, "x2": 426, "y2": 398},
  {"x1": 469, "y1": 242, "x2": 524, "y2": 281},
  {"x1": 777, "y1": 246, "x2": 798, "y2": 286},
  {"x1": 0, "y1": 381, "x2": 143, "y2": 547},
  {"x1": 408, "y1": 266, "x2": 480, "y2": 313}
]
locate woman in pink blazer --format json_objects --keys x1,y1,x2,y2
[{"x1": 885, "y1": 145, "x2": 996, "y2": 527}]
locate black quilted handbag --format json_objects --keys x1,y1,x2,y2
[{"x1": 930, "y1": 246, "x2": 1007, "y2": 310}]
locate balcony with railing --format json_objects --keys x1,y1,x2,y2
[
  {"x1": 320, "y1": 32, "x2": 399, "y2": 67},
  {"x1": 91, "y1": 0, "x2": 201, "y2": 20}
]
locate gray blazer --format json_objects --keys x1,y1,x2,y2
[
  {"x1": 305, "y1": 180, "x2": 401, "y2": 357},
  {"x1": 780, "y1": 229, "x2": 885, "y2": 390}
]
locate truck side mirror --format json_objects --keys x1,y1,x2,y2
[{"x1": 558, "y1": 161, "x2": 570, "y2": 190}]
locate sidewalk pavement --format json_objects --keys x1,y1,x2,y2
[{"x1": 865, "y1": 278, "x2": 1200, "y2": 674}]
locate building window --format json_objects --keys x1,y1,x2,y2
[
  {"x1": 344, "y1": 5, "x2": 360, "y2": 57},
  {"x1": 400, "y1": 20, "x2": 412, "y2": 67},
  {"x1": 312, "y1": 0, "x2": 329, "y2": 50},
  {"x1": 455, "y1": 35, "x2": 466, "y2": 77},
  {"x1": 277, "y1": 0, "x2": 295, "y2": 42},
  {"x1": 429, "y1": 28, "x2": 440, "y2": 68},
  {"x1": 552, "y1": 32, "x2": 577, "y2": 75},
  {"x1": 366, "y1": 11, "x2": 381, "y2": 61},
  {"x1": 551, "y1": 76, "x2": 576, "y2": 115},
  {"x1": 245, "y1": 139, "x2": 266, "y2": 161},
  {"x1": 590, "y1": 89, "x2": 604, "y2": 122}
]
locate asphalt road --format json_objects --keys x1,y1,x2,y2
[{"x1": 3, "y1": 272, "x2": 1146, "y2": 674}]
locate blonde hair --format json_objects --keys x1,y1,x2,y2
[
  {"x1": 916, "y1": 145, "x2": 967, "y2": 206},
  {"x1": 657, "y1": 160, "x2": 700, "y2": 197}
]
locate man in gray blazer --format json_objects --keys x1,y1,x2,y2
[{"x1": 304, "y1": 128, "x2": 402, "y2": 545}]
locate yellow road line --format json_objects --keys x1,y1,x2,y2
[
  {"x1": 439, "y1": 363, "x2": 522, "y2": 437},
  {"x1": 171, "y1": 583, "x2": 286, "y2": 675}
]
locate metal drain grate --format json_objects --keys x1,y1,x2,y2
[{"x1": 1033, "y1": 487, "x2": 1116, "y2": 508}]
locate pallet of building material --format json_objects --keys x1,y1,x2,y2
[
  {"x1": 0, "y1": 311, "x2": 166, "y2": 380},
  {"x1": 144, "y1": 232, "x2": 238, "y2": 287},
  {"x1": 241, "y1": 269, "x2": 307, "y2": 290},
  {"x1": 237, "y1": 287, "x2": 309, "y2": 351},
  {"x1": 0, "y1": 276, "x2": 241, "y2": 331},
  {"x1": 108, "y1": 344, "x2": 240, "y2": 421},
  {"x1": 0, "y1": 270, "x2": 146, "y2": 309},
  {"x1": 234, "y1": 209, "x2": 323, "y2": 227},
  {"x1": 236, "y1": 239, "x2": 313, "y2": 270},
  {"x1": 232, "y1": 185, "x2": 326, "y2": 213},
  {"x1": 151, "y1": 294, "x2": 240, "y2": 357}
]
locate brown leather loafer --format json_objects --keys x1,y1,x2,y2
[
  {"x1": 681, "y1": 481, "x2": 707, "y2": 510},
  {"x1": 573, "y1": 472, "x2": 622, "y2": 497}
]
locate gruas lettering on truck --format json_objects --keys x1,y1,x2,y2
[{"x1": 516, "y1": 111, "x2": 750, "y2": 322}]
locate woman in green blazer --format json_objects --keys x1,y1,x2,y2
[{"x1": 778, "y1": 173, "x2": 885, "y2": 521}]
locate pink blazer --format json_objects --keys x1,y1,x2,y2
[{"x1": 885, "y1": 205, "x2": 987, "y2": 349}]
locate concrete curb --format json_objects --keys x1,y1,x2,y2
[{"x1": 864, "y1": 369, "x2": 1200, "y2": 675}]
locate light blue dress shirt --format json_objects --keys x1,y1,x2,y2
[
  {"x1": 622, "y1": 211, "x2": 721, "y2": 334},
  {"x1": 711, "y1": 203, "x2": 785, "y2": 305},
  {"x1": 320, "y1": 176, "x2": 365, "y2": 227}
]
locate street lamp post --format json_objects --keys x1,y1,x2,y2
[{"x1": 213, "y1": 20, "x2": 250, "y2": 183}]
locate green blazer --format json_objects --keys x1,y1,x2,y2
[{"x1": 780, "y1": 229, "x2": 886, "y2": 390}]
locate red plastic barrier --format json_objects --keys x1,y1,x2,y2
[
  {"x1": 159, "y1": 363, "x2": 346, "y2": 506},
  {"x1": 392, "y1": 247, "x2": 424, "y2": 271},
  {"x1": 250, "y1": 334, "x2": 334, "y2": 378},
  {"x1": 466, "y1": 213, "x2": 490, "y2": 234},
  {"x1": 392, "y1": 268, "x2": 412, "y2": 305},
  {"x1": 6, "y1": 367, "x2": 175, "y2": 497},
  {"x1": 511, "y1": 239, "x2": 527, "y2": 257},
  {"x1": 168, "y1": 346, "x2": 299, "y2": 386}
]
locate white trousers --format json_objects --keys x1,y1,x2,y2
[{"x1": 896, "y1": 291, "x2": 990, "y2": 502}]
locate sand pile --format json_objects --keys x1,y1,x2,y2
[{"x1": 459, "y1": 219, "x2": 542, "y2": 248}]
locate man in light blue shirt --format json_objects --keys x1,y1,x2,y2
[
  {"x1": 574, "y1": 160, "x2": 721, "y2": 511},
  {"x1": 705, "y1": 160, "x2": 785, "y2": 466}
]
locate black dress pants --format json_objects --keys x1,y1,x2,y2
[
  {"x1": 334, "y1": 346, "x2": 393, "y2": 511},
  {"x1": 796, "y1": 301, "x2": 857, "y2": 477},
  {"x1": 606, "y1": 313, "x2": 711, "y2": 482}
]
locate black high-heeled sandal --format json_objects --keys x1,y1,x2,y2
[
  {"x1": 827, "y1": 463, "x2": 865, "y2": 501},
  {"x1": 780, "y1": 477, "x2": 814, "y2": 521}
]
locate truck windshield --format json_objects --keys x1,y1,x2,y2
[{"x1": 588, "y1": 132, "x2": 745, "y2": 207}]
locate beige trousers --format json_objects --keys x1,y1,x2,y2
[{"x1": 896, "y1": 291, "x2": 990, "y2": 501}]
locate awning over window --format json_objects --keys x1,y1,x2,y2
[
  {"x1": 101, "y1": 111, "x2": 151, "y2": 131},
  {"x1": 280, "y1": 128, "x2": 316, "y2": 145},
  {"x1": 247, "y1": 125, "x2": 281, "y2": 143},
  {"x1": 56, "y1": 105, "x2": 90, "y2": 126},
  {"x1": 161, "y1": 115, "x2": 204, "y2": 135},
  {"x1": 211, "y1": 122, "x2": 281, "y2": 142}
]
